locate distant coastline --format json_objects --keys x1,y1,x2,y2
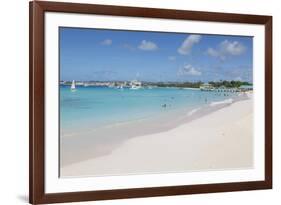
[
  {"x1": 60, "y1": 80, "x2": 253, "y2": 92},
  {"x1": 60, "y1": 80, "x2": 252, "y2": 88}
]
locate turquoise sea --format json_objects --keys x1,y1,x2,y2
[{"x1": 60, "y1": 85, "x2": 238, "y2": 132}]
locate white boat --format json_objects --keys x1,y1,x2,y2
[
  {"x1": 117, "y1": 85, "x2": 124, "y2": 89},
  {"x1": 200, "y1": 83, "x2": 214, "y2": 91},
  {"x1": 130, "y1": 80, "x2": 142, "y2": 90},
  {"x1": 70, "y1": 80, "x2": 76, "y2": 91}
]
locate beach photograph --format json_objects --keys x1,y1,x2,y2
[{"x1": 59, "y1": 27, "x2": 254, "y2": 178}]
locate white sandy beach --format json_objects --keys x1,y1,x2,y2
[{"x1": 61, "y1": 95, "x2": 253, "y2": 177}]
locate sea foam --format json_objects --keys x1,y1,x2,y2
[
  {"x1": 210, "y1": 98, "x2": 233, "y2": 107},
  {"x1": 187, "y1": 108, "x2": 201, "y2": 116}
]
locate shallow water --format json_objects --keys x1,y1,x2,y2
[{"x1": 60, "y1": 85, "x2": 239, "y2": 132}]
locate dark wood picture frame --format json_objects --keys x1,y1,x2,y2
[{"x1": 29, "y1": 1, "x2": 272, "y2": 204}]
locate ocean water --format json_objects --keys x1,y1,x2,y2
[{"x1": 60, "y1": 85, "x2": 238, "y2": 132}]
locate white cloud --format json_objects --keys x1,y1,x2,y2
[
  {"x1": 101, "y1": 39, "x2": 112, "y2": 46},
  {"x1": 178, "y1": 35, "x2": 201, "y2": 55},
  {"x1": 206, "y1": 48, "x2": 220, "y2": 57},
  {"x1": 178, "y1": 64, "x2": 202, "y2": 76},
  {"x1": 168, "y1": 56, "x2": 176, "y2": 61},
  {"x1": 221, "y1": 40, "x2": 246, "y2": 55},
  {"x1": 207, "y1": 40, "x2": 246, "y2": 60},
  {"x1": 138, "y1": 40, "x2": 158, "y2": 51}
]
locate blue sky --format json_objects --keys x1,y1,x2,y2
[{"x1": 60, "y1": 27, "x2": 253, "y2": 82}]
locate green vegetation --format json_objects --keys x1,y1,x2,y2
[
  {"x1": 146, "y1": 80, "x2": 251, "y2": 88},
  {"x1": 146, "y1": 81, "x2": 203, "y2": 88},
  {"x1": 208, "y1": 80, "x2": 252, "y2": 88}
]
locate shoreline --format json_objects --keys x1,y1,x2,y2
[
  {"x1": 61, "y1": 92, "x2": 250, "y2": 137},
  {"x1": 61, "y1": 93, "x2": 253, "y2": 177},
  {"x1": 61, "y1": 92, "x2": 252, "y2": 172}
]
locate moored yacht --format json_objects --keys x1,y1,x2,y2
[{"x1": 130, "y1": 80, "x2": 142, "y2": 90}]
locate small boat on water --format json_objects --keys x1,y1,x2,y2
[
  {"x1": 116, "y1": 85, "x2": 124, "y2": 90},
  {"x1": 70, "y1": 80, "x2": 76, "y2": 91},
  {"x1": 130, "y1": 80, "x2": 142, "y2": 90}
]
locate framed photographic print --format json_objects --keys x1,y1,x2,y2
[{"x1": 29, "y1": 1, "x2": 272, "y2": 204}]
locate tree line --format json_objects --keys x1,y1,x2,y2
[{"x1": 147, "y1": 80, "x2": 252, "y2": 88}]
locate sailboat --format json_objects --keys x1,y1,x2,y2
[{"x1": 70, "y1": 80, "x2": 76, "y2": 91}]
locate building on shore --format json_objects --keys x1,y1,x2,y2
[
  {"x1": 239, "y1": 85, "x2": 253, "y2": 92},
  {"x1": 216, "y1": 86, "x2": 238, "y2": 92},
  {"x1": 200, "y1": 83, "x2": 253, "y2": 92},
  {"x1": 200, "y1": 83, "x2": 214, "y2": 91}
]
